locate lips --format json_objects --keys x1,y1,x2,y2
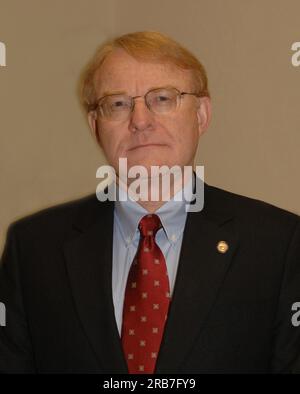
[{"x1": 128, "y1": 143, "x2": 167, "y2": 151}]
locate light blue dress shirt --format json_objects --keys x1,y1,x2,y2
[{"x1": 112, "y1": 174, "x2": 194, "y2": 336}]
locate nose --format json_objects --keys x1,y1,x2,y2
[{"x1": 128, "y1": 97, "x2": 154, "y2": 133}]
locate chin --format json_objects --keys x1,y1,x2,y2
[{"x1": 129, "y1": 159, "x2": 181, "y2": 175}]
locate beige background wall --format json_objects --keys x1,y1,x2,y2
[{"x1": 0, "y1": 0, "x2": 299, "y2": 252}]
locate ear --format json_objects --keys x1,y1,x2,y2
[
  {"x1": 196, "y1": 96, "x2": 212, "y2": 137},
  {"x1": 87, "y1": 111, "x2": 102, "y2": 147}
]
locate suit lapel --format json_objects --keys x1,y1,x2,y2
[
  {"x1": 63, "y1": 197, "x2": 128, "y2": 373},
  {"x1": 155, "y1": 182, "x2": 239, "y2": 373}
]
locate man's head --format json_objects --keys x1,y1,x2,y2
[{"x1": 80, "y1": 31, "x2": 211, "y2": 175}]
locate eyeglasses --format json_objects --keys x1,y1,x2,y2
[{"x1": 90, "y1": 86, "x2": 201, "y2": 121}]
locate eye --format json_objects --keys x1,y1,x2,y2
[
  {"x1": 105, "y1": 95, "x2": 131, "y2": 112},
  {"x1": 111, "y1": 99, "x2": 128, "y2": 109},
  {"x1": 155, "y1": 94, "x2": 172, "y2": 103},
  {"x1": 149, "y1": 89, "x2": 176, "y2": 106},
  {"x1": 157, "y1": 95, "x2": 171, "y2": 102}
]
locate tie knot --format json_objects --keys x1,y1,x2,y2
[{"x1": 138, "y1": 214, "x2": 162, "y2": 238}]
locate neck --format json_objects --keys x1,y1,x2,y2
[
  {"x1": 137, "y1": 199, "x2": 168, "y2": 214},
  {"x1": 116, "y1": 167, "x2": 194, "y2": 213}
]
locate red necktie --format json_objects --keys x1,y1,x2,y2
[{"x1": 121, "y1": 213, "x2": 171, "y2": 374}]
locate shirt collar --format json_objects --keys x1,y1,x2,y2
[{"x1": 114, "y1": 172, "x2": 194, "y2": 247}]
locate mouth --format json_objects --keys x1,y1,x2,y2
[{"x1": 128, "y1": 143, "x2": 167, "y2": 152}]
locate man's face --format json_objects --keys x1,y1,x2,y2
[{"x1": 88, "y1": 49, "x2": 211, "y2": 176}]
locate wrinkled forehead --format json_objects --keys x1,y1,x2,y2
[{"x1": 93, "y1": 48, "x2": 195, "y2": 96}]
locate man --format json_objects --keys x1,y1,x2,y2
[{"x1": 0, "y1": 31, "x2": 300, "y2": 374}]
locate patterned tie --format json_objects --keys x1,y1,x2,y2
[{"x1": 121, "y1": 213, "x2": 171, "y2": 374}]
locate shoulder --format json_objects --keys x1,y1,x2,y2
[
  {"x1": 204, "y1": 182, "x2": 299, "y2": 237},
  {"x1": 5, "y1": 193, "x2": 112, "y2": 242}
]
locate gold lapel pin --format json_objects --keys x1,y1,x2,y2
[{"x1": 217, "y1": 240, "x2": 229, "y2": 254}]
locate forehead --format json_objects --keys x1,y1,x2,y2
[{"x1": 93, "y1": 48, "x2": 194, "y2": 95}]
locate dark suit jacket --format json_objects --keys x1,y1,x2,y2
[{"x1": 0, "y1": 180, "x2": 300, "y2": 373}]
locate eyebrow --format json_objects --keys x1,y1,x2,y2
[
  {"x1": 100, "y1": 85, "x2": 177, "y2": 98},
  {"x1": 101, "y1": 90, "x2": 127, "y2": 97}
]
